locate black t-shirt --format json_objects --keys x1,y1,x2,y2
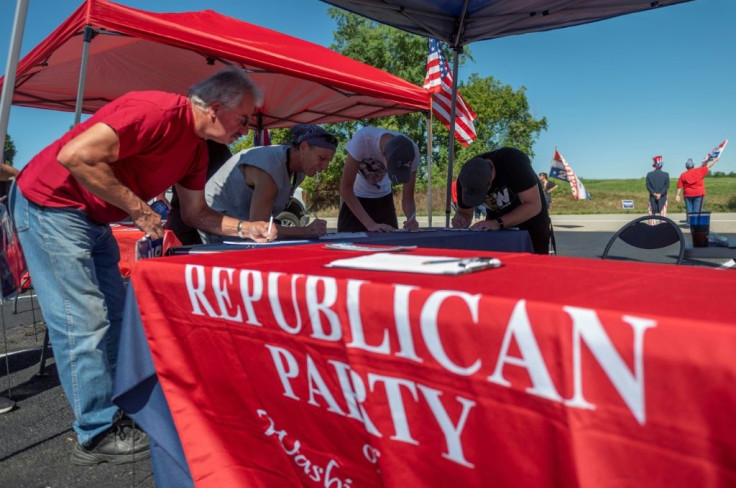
[{"x1": 457, "y1": 147, "x2": 551, "y2": 252}]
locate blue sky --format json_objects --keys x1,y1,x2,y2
[{"x1": 1, "y1": 0, "x2": 733, "y2": 179}]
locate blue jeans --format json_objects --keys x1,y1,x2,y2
[
  {"x1": 685, "y1": 195, "x2": 704, "y2": 216},
  {"x1": 9, "y1": 184, "x2": 125, "y2": 445}
]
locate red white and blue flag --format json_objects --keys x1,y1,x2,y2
[
  {"x1": 549, "y1": 149, "x2": 591, "y2": 200},
  {"x1": 253, "y1": 128, "x2": 271, "y2": 147},
  {"x1": 423, "y1": 39, "x2": 477, "y2": 147},
  {"x1": 701, "y1": 140, "x2": 728, "y2": 166}
]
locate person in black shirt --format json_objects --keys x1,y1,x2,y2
[
  {"x1": 452, "y1": 147, "x2": 552, "y2": 254},
  {"x1": 165, "y1": 140, "x2": 233, "y2": 244}
]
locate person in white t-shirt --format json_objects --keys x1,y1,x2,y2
[{"x1": 338, "y1": 127, "x2": 419, "y2": 232}]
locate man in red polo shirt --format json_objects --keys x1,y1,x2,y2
[{"x1": 9, "y1": 67, "x2": 275, "y2": 465}]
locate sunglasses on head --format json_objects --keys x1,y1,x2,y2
[{"x1": 299, "y1": 133, "x2": 338, "y2": 145}]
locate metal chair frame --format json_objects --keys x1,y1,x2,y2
[{"x1": 602, "y1": 215, "x2": 686, "y2": 264}]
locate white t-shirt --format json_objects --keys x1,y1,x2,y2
[{"x1": 345, "y1": 127, "x2": 419, "y2": 198}]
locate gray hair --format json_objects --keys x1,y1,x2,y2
[{"x1": 188, "y1": 66, "x2": 263, "y2": 111}]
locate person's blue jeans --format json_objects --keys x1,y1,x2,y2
[
  {"x1": 685, "y1": 195, "x2": 704, "y2": 217},
  {"x1": 9, "y1": 184, "x2": 125, "y2": 445}
]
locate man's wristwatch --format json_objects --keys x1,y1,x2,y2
[
  {"x1": 237, "y1": 220, "x2": 245, "y2": 239},
  {"x1": 495, "y1": 217, "x2": 504, "y2": 230}
]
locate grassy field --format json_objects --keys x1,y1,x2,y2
[
  {"x1": 314, "y1": 176, "x2": 735, "y2": 216},
  {"x1": 540, "y1": 177, "x2": 736, "y2": 214},
  {"x1": 408, "y1": 176, "x2": 736, "y2": 216}
]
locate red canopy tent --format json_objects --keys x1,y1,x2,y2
[{"x1": 0, "y1": 0, "x2": 430, "y2": 129}]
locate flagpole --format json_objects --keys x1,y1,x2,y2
[
  {"x1": 426, "y1": 111, "x2": 433, "y2": 227},
  {"x1": 444, "y1": 47, "x2": 461, "y2": 227},
  {"x1": 0, "y1": 0, "x2": 29, "y2": 164}
]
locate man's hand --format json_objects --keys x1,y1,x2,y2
[
  {"x1": 132, "y1": 204, "x2": 164, "y2": 239},
  {"x1": 470, "y1": 219, "x2": 500, "y2": 231},
  {"x1": 451, "y1": 213, "x2": 470, "y2": 228},
  {"x1": 244, "y1": 220, "x2": 277, "y2": 243},
  {"x1": 304, "y1": 219, "x2": 327, "y2": 237},
  {"x1": 367, "y1": 222, "x2": 396, "y2": 232},
  {"x1": 403, "y1": 216, "x2": 419, "y2": 231}
]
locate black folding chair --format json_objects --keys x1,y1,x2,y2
[
  {"x1": 601, "y1": 215, "x2": 685, "y2": 264},
  {"x1": 0, "y1": 200, "x2": 48, "y2": 381}
]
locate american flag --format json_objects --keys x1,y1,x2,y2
[
  {"x1": 423, "y1": 38, "x2": 477, "y2": 146},
  {"x1": 253, "y1": 128, "x2": 271, "y2": 146},
  {"x1": 701, "y1": 140, "x2": 728, "y2": 166}
]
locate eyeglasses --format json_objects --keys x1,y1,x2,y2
[{"x1": 236, "y1": 114, "x2": 250, "y2": 128}]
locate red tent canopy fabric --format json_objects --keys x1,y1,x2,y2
[{"x1": 0, "y1": 0, "x2": 430, "y2": 128}]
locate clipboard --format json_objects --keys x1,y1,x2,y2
[{"x1": 325, "y1": 252, "x2": 502, "y2": 275}]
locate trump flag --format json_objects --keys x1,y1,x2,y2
[
  {"x1": 549, "y1": 149, "x2": 591, "y2": 200},
  {"x1": 702, "y1": 140, "x2": 728, "y2": 166},
  {"x1": 423, "y1": 39, "x2": 477, "y2": 146}
]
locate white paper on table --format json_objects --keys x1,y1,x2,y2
[
  {"x1": 325, "y1": 243, "x2": 417, "y2": 252},
  {"x1": 319, "y1": 232, "x2": 369, "y2": 240},
  {"x1": 325, "y1": 252, "x2": 502, "y2": 275},
  {"x1": 222, "y1": 239, "x2": 312, "y2": 246}
]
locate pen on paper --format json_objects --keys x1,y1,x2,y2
[
  {"x1": 422, "y1": 258, "x2": 463, "y2": 265},
  {"x1": 267, "y1": 215, "x2": 273, "y2": 237},
  {"x1": 422, "y1": 257, "x2": 497, "y2": 267}
]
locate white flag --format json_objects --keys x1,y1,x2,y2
[{"x1": 549, "y1": 149, "x2": 591, "y2": 200}]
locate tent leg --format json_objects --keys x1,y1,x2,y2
[
  {"x1": 444, "y1": 48, "x2": 461, "y2": 227},
  {"x1": 0, "y1": 0, "x2": 30, "y2": 163},
  {"x1": 73, "y1": 26, "x2": 97, "y2": 126}
]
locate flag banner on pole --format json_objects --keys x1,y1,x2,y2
[
  {"x1": 549, "y1": 149, "x2": 591, "y2": 200},
  {"x1": 253, "y1": 128, "x2": 271, "y2": 147},
  {"x1": 423, "y1": 39, "x2": 477, "y2": 147},
  {"x1": 701, "y1": 140, "x2": 728, "y2": 166}
]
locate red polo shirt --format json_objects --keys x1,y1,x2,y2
[{"x1": 17, "y1": 91, "x2": 208, "y2": 224}]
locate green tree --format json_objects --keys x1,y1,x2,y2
[
  {"x1": 4, "y1": 134, "x2": 16, "y2": 165},
  {"x1": 290, "y1": 9, "x2": 547, "y2": 210}
]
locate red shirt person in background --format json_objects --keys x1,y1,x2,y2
[{"x1": 675, "y1": 157, "x2": 718, "y2": 218}]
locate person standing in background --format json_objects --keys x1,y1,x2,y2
[
  {"x1": 538, "y1": 172, "x2": 558, "y2": 208},
  {"x1": 646, "y1": 156, "x2": 670, "y2": 217},
  {"x1": 675, "y1": 157, "x2": 718, "y2": 220}
]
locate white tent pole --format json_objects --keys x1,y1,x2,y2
[
  {"x1": 73, "y1": 26, "x2": 96, "y2": 126},
  {"x1": 0, "y1": 0, "x2": 29, "y2": 164},
  {"x1": 426, "y1": 111, "x2": 432, "y2": 227},
  {"x1": 444, "y1": 47, "x2": 460, "y2": 227}
]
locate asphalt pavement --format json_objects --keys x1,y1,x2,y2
[{"x1": 1, "y1": 212, "x2": 734, "y2": 487}]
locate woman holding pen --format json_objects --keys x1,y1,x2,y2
[{"x1": 200, "y1": 124, "x2": 337, "y2": 243}]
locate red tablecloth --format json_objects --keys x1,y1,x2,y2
[
  {"x1": 130, "y1": 244, "x2": 736, "y2": 488},
  {"x1": 112, "y1": 224, "x2": 181, "y2": 277}
]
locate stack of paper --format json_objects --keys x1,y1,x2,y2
[{"x1": 325, "y1": 252, "x2": 501, "y2": 275}]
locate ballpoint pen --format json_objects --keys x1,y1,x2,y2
[
  {"x1": 422, "y1": 257, "x2": 500, "y2": 268},
  {"x1": 267, "y1": 214, "x2": 273, "y2": 238}
]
